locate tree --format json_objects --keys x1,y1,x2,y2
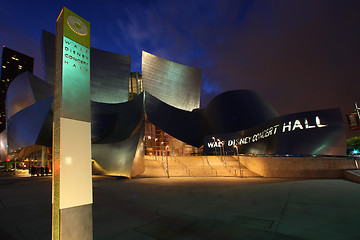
[{"x1": 347, "y1": 136, "x2": 360, "y2": 149}]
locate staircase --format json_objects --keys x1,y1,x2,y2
[{"x1": 139, "y1": 155, "x2": 261, "y2": 178}]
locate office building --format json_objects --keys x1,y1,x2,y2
[{"x1": 0, "y1": 47, "x2": 34, "y2": 131}]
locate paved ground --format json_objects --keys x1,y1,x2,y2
[{"x1": 1, "y1": 175, "x2": 360, "y2": 240}]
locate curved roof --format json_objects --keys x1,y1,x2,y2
[{"x1": 142, "y1": 51, "x2": 201, "y2": 111}]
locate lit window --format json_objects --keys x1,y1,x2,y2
[{"x1": 2, "y1": 66, "x2": 6, "y2": 68}]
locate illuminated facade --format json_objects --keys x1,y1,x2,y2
[
  {"x1": 142, "y1": 51, "x2": 201, "y2": 111},
  {"x1": 6, "y1": 72, "x2": 53, "y2": 152},
  {"x1": 42, "y1": 30, "x2": 131, "y2": 104},
  {"x1": 1, "y1": 31, "x2": 347, "y2": 178},
  {"x1": 0, "y1": 47, "x2": 34, "y2": 131},
  {"x1": 129, "y1": 72, "x2": 142, "y2": 100}
]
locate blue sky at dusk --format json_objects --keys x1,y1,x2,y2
[{"x1": 1, "y1": 0, "x2": 360, "y2": 137}]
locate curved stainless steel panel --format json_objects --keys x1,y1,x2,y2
[
  {"x1": 7, "y1": 97, "x2": 53, "y2": 152},
  {"x1": 142, "y1": 51, "x2": 201, "y2": 111},
  {"x1": 91, "y1": 93, "x2": 145, "y2": 177},
  {"x1": 41, "y1": 30, "x2": 131, "y2": 103},
  {"x1": 145, "y1": 92, "x2": 205, "y2": 147},
  {"x1": 91, "y1": 122, "x2": 145, "y2": 178},
  {"x1": 6, "y1": 71, "x2": 53, "y2": 121},
  {"x1": 203, "y1": 89, "x2": 279, "y2": 134},
  {"x1": 41, "y1": 30, "x2": 56, "y2": 84},
  {"x1": 0, "y1": 130, "x2": 7, "y2": 161},
  {"x1": 6, "y1": 72, "x2": 36, "y2": 121},
  {"x1": 91, "y1": 92, "x2": 144, "y2": 142},
  {"x1": 90, "y1": 48, "x2": 131, "y2": 103},
  {"x1": 145, "y1": 90, "x2": 279, "y2": 148},
  {"x1": 203, "y1": 108, "x2": 346, "y2": 156}
]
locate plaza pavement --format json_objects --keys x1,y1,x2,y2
[{"x1": 1, "y1": 175, "x2": 360, "y2": 240}]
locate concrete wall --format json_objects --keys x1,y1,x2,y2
[
  {"x1": 238, "y1": 155, "x2": 358, "y2": 178},
  {"x1": 140, "y1": 155, "x2": 358, "y2": 179}
]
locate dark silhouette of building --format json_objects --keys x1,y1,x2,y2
[{"x1": 0, "y1": 46, "x2": 34, "y2": 131}]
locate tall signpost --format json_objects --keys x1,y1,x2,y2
[{"x1": 53, "y1": 7, "x2": 92, "y2": 240}]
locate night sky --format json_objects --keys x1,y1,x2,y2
[{"x1": 1, "y1": 0, "x2": 359, "y2": 137}]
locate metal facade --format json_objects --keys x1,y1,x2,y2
[
  {"x1": 203, "y1": 108, "x2": 346, "y2": 156},
  {"x1": 203, "y1": 89, "x2": 279, "y2": 134},
  {"x1": 142, "y1": 51, "x2": 201, "y2": 111},
  {"x1": 90, "y1": 48, "x2": 131, "y2": 103},
  {"x1": 91, "y1": 93, "x2": 145, "y2": 177},
  {"x1": 41, "y1": 30, "x2": 131, "y2": 103}
]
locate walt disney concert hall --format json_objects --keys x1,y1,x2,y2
[{"x1": 1, "y1": 30, "x2": 349, "y2": 178}]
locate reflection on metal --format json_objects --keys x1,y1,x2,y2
[
  {"x1": 53, "y1": 7, "x2": 92, "y2": 240},
  {"x1": 92, "y1": 123, "x2": 145, "y2": 178},
  {"x1": 203, "y1": 90, "x2": 279, "y2": 133},
  {"x1": 4, "y1": 34, "x2": 348, "y2": 180},
  {"x1": 91, "y1": 93, "x2": 145, "y2": 177},
  {"x1": 7, "y1": 97, "x2": 53, "y2": 152},
  {"x1": 145, "y1": 90, "x2": 279, "y2": 148},
  {"x1": 6, "y1": 72, "x2": 53, "y2": 121},
  {"x1": 91, "y1": 93, "x2": 144, "y2": 142},
  {"x1": 203, "y1": 108, "x2": 346, "y2": 156},
  {"x1": 130, "y1": 128, "x2": 146, "y2": 177},
  {"x1": 145, "y1": 92, "x2": 205, "y2": 147},
  {"x1": 5, "y1": 71, "x2": 54, "y2": 153},
  {"x1": 142, "y1": 51, "x2": 201, "y2": 111},
  {"x1": 0, "y1": 130, "x2": 7, "y2": 161},
  {"x1": 90, "y1": 48, "x2": 131, "y2": 103},
  {"x1": 129, "y1": 72, "x2": 143, "y2": 100},
  {"x1": 41, "y1": 30, "x2": 56, "y2": 84},
  {"x1": 41, "y1": 30, "x2": 131, "y2": 103}
]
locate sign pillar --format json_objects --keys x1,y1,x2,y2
[{"x1": 53, "y1": 7, "x2": 92, "y2": 240}]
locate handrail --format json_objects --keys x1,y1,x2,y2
[
  {"x1": 171, "y1": 156, "x2": 195, "y2": 177},
  {"x1": 215, "y1": 155, "x2": 239, "y2": 176},
  {"x1": 158, "y1": 157, "x2": 169, "y2": 178},
  {"x1": 205, "y1": 156, "x2": 217, "y2": 177}
]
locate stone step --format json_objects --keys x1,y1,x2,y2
[{"x1": 139, "y1": 156, "x2": 262, "y2": 178}]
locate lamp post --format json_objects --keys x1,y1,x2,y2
[
  {"x1": 218, "y1": 138, "x2": 226, "y2": 164},
  {"x1": 147, "y1": 136, "x2": 151, "y2": 157},
  {"x1": 234, "y1": 145, "x2": 242, "y2": 178},
  {"x1": 217, "y1": 139, "x2": 222, "y2": 157},
  {"x1": 355, "y1": 100, "x2": 360, "y2": 121},
  {"x1": 221, "y1": 140, "x2": 225, "y2": 157},
  {"x1": 155, "y1": 138, "x2": 158, "y2": 160},
  {"x1": 161, "y1": 141, "x2": 164, "y2": 163},
  {"x1": 212, "y1": 137, "x2": 217, "y2": 156},
  {"x1": 165, "y1": 146, "x2": 169, "y2": 178}
]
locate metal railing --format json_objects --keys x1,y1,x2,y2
[
  {"x1": 205, "y1": 156, "x2": 217, "y2": 176},
  {"x1": 158, "y1": 156, "x2": 169, "y2": 178},
  {"x1": 170, "y1": 156, "x2": 194, "y2": 177}
]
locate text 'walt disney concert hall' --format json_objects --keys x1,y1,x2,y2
[{"x1": 0, "y1": 30, "x2": 347, "y2": 178}]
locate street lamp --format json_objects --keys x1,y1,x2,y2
[
  {"x1": 165, "y1": 146, "x2": 169, "y2": 178},
  {"x1": 217, "y1": 139, "x2": 222, "y2": 157},
  {"x1": 147, "y1": 136, "x2": 151, "y2": 156},
  {"x1": 155, "y1": 138, "x2": 158, "y2": 160},
  {"x1": 234, "y1": 145, "x2": 242, "y2": 178},
  {"x1": 212, "y1": 137, "x2": 218, "y2": 156},
  {"x1": 218, "y1": 139, "x2": 226, "y2": 163},
  {"x1": 161, "y1": 142, "x2": 164, "y2": 161}
]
